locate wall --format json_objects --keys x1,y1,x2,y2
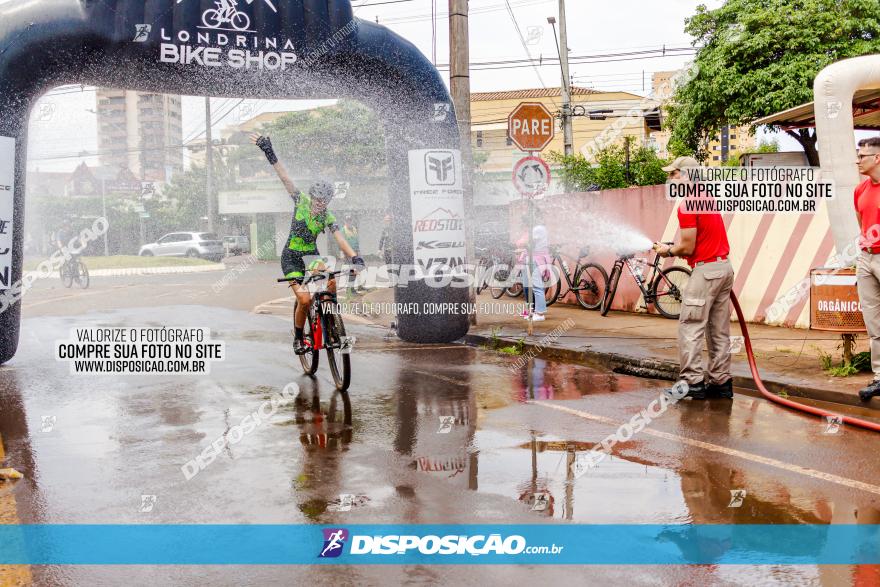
[{"x1": 510, "y1": 185, "x2": 835, "y2": 328}]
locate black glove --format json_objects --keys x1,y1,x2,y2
[
  {"x1": 255, "y1": 135, "x2": 278, "y2": 165},
  {"x1": 350, "y1": 255, "x2": 365, "y2": 269}
]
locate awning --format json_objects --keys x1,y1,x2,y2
[{"x1": 754, "y1": 87, "x2": 880, "y2": 130}]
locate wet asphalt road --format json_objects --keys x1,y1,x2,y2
[{"x1": 1, "y1": 263, "x2": 880, "y2": 585}]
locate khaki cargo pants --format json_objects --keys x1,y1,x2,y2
[
  {"x1": 678, "y1": 259, "x2": 735, "y2": 386},
  {"x1": 856, "y1": 251, "x2": 880, "y2": 380}
]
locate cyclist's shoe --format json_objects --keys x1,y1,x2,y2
[
  {"x1": 858, "y1": 379, "x2": 880, "y2": 402},
  {"x1": 706, "y1": 379, "x2": 734, "y2": 399},
  {"x1": 293, "y1": 338, "x2": 309, "y2": 355}
]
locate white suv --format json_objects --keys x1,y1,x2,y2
[{"x1": 139, "y1": 232, "x2": 224, "y2": 262}]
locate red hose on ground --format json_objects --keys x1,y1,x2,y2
[{"x1": 730, "y1": 292, "x2": 880, "y2": 432}]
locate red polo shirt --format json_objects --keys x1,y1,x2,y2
[
  {"x1": 677, "y1": 206, "x2": 730, "y2": 268},
  {"x1": 855, "y1": 177, "x2": 880, "y2": 252}
]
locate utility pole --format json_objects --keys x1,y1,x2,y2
[
  {"x1": 205, "y1": 96, "x2": 215, "y2": 232},
  {"x1": 449, "y1": 0, "x2": 477, "y2": 325},
  {"x1": 552, "y1": 0, "x2": 573, "y2": 156}
]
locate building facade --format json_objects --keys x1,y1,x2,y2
[{"x1": 96, "y1": 89, "x2": 183, "y2": 183}]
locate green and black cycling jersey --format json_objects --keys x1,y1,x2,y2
[
  {"x1": 286, "y1": 192, "x2": 339, "y2": 253},
  {"x1": 281, "y1": 192, "x2": 339, "y2": 281}
]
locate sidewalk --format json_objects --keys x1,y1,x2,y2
[{"x1": 356, "y1": 288, "x2": 878, "y2": 410}]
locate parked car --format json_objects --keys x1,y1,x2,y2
[
  {"x1": 223, "y1": 235, "x2": 251, "y2": 256},
  {"x1": 139, "y1": 232, "x2": 224, "y2": 262}
]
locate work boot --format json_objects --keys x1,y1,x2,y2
[
  {"x1": 293, "y1": 338, "x2": 309, "y2": 355},
  {"x1": 858, "y1": 380, "x2": 880, "y2": 402},
  {"x1": 664, "y1": 381, "x2": 703, "y2": 400},
  {"x1": 706, "y1": 379, "x2": 734, "y2": 399}
]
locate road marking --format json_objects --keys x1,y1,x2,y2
[{"x1": 532, "y1": 401, "x2": 880, "y2": 496}]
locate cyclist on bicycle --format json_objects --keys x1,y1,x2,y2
[{"x1": 251, "y1": 133, "x2": 365, "y2": 355}]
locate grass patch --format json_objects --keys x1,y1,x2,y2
[
  {"x1": 816, "y1": 346, "x2": 871, "y2": 377},
  {"x1": 24, "y1": 255, "x2": 218, "y2": 271}
]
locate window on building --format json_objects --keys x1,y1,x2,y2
[
  {"x1": 713, "y1": 156, "x2": 720, "y2": 161},
  {"x1": 730, "y1": 134, "x2": 737, "y2": 140},
  {"x1": 506, "y1": 134, "x2": 513, "y2": 147}
]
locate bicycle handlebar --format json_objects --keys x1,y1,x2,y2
[{"x1": 276, "y1": 269, "x2": 353, "y2": 284}]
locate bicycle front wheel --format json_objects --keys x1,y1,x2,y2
[
  {"x1": 296, "y1": 303, "x2": 320, "y2": 375},
  {"x1": 600, "y1": 264, "x2": 622, "y2": 316},
  {"x1": 653, "y1": 266, "x2": 691, "y2": 319},
  {"x1": 323, "y1": 310, "x2": 351, "y2": 392},
  {"x1": 60, "y1": 264, "x2": 73, "y2": 288},
  {"x1": 543, "y1": 264, "x2": 562, "y2": 307},
  {"x1": 574, "y1": 263, "x2": 608, "y2": 310},
  {"x1": 488, "y1": 264, "x2": 510, "y2": 299},
  {"x1": 75, "y1": 261, "x2": 89, "y2": 289}
]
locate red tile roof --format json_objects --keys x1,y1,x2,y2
[{"x1": 471, "y1": 86, "x2": 602, "y2": 102}]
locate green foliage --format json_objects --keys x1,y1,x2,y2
[
  {"x1": 666, "y1": 0, "x2": 880, "y2": 162},
  {"x1": 817, "y1": 347, "x2": 871, "y2": 377},
  {"x1": 549, "y1": 139, "x2": 670, "y2": 191},
  {"x1": 255, "y1": 100, "x2": 387, "y2": 179}
]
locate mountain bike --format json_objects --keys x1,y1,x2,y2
[
  {"x1": 203, "y1": 0, "x2": 251, "y2": 31},
  {"x1": 542, "y1": 245, "x2": 608, "y2": 310},
  {"x1": 277, "y1": 270, "x2": 354, "y2": 391},
  {"x1": 60, "y1": 255, "x2": 89, "y2": 289},
  {"x1": 600, "y1": 243, "x2": 690, "y2": 319}
]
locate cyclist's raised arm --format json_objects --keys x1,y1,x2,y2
[{"x1": 250, "y1": 133, "x2": 300, "y2": 199}]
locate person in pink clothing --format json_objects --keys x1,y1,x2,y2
[{"x1": 516, "y1": 209, "x2": 552, "y2": 321}]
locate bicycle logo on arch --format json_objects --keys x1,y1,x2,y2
[{"x1": 176, "y1": 0, "x2": 279, "y2": 33}]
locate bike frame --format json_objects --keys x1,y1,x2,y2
[
  {"x1": 550, "y1": 252, "x2": 591, "y2": 296},
  {"x1": 614, "y1": 254, "x2": 665, "y2": 303}
]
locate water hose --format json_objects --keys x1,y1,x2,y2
[{"x1": 730, "y1": 292, "x2": 880, "y2": 432}]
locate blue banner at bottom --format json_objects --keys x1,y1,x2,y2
[{"x1": 0, "y1": 525, "x2": 878, "y2": 565}]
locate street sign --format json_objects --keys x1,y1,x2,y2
[
  {"x1": 512, "y1": 155, "x2": 551, "y2": 199},
  {"x1": 508, "y1": 102, "x2": 555, "y2": 152}
]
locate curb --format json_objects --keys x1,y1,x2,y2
[
  {"x1": 461, "y1": 332, "x2": 877, "y2": 411},
  {"x1": 25, "y1": 264, "x2": 226, "y2": 279}
]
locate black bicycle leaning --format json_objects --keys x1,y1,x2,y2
[
  {"x1": 543, "y1": 245, "x2": 608, "y2": 310},
  {"x1": 60, "y1": 255, "x2": 89, "y2": 289},
  {"x1": 277, "y1": 270, "x2": 353, "y2": 392},
  {"x1": 600, "y1": 243, "x2": 690, "y2": 319}
]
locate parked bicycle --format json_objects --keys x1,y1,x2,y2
[
  {"x1": 277, "y1": 270, "x2": 354, "y2": 391},
  {"x1": 542, "y1": 245, "x2": 608, "y2": 310},
  {"x1": 60, "y1": 255, "x2": 89, "y2": 289},
  {"x1": 600, "y1": 243, "x2": 690, "y2": 319}
]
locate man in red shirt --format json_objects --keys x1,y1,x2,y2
[
  {"x1": 854, "y1": 137, "x2": 880, "y2": 402},
  {"x1": 654, "y1": 156, "x2": 735, "y2": 400}
]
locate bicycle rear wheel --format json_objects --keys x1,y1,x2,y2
[
  {"x1": 653, "y1": 266, "x2": 691, "y2": 319},
  {"x1": 574, "y1": 263, "x2": 608, "y2": 310},
  {"x1": 296, "y1": 303, "x2": 320, "y2": 375},
  {"x1": 600, "y1": 264, "x2": 622, "y2": 316},
  {"x1": 323, "y1": 307, "x2": 351, "y2": 392}
]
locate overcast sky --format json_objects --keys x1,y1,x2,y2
[{"x1": 27, "y1": 0, "x2": 798, "y2": 173}]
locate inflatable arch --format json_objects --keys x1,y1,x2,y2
[{"x1": 0, "y1": 0, "x2": 471, "y2": 364}]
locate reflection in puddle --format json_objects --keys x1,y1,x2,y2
[{"x1": 514, "y1": 357, "x2": 653, "y2": 401}]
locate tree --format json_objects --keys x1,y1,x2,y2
[
  {"x1": 666, "y1": 0, "x2": 880, "y2": 166},
  {"x1": 254, "y1": 100, "x2": 387, "y2": 179},
  {"x1": 549, "y1": 140, "x2": 670, "y2": 191}
]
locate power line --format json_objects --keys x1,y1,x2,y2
[{"x1": 503, "y1": 0, "x2": 550, "y2": 93}]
